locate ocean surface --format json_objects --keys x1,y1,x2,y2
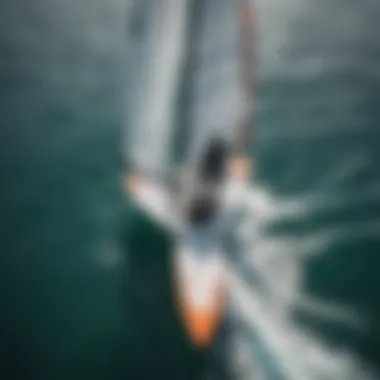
[{"x1": 1, "y1": 0, "x2": 380, "y2": 379}]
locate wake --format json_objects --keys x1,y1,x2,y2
[{"x1": 227, "y1": 182, "x2": 375, "y2": 380}]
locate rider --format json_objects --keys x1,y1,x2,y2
[{"x1": 187, "y1": 137, "x2": 230, "y2": 225}]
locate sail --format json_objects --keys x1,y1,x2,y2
[
  {"x1": 172, "y1": 0, "x2": 257, "y2": 167},
  {"x1": 124, "y1": 0, "x2": 189, "y2": 175},
  {"x1": 123, "y1": 0, "x2": 257, "y2": 225}
]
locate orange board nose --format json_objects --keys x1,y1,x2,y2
[
  {"x1": 178, "y1": 289, "x2": 225, "y2": 349},
  {"x1": 185, "y1": 305, "x2": 221, "y2": 348}
]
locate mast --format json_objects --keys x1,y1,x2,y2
[
  {"x1": 238, "y1": 0, "x2": 257, "y2": 96},
  {"x1": 234, "y1": 0, "x2": 257, "y2": 153}
]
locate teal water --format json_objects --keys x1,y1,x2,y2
[
  {"x1": 1, "y1": 0, "x2": 380, "y2": 379},
  {"x1": 255, "y1": 0, "x2": 380, "y2": 373},
  {"x1": 1, "y1": 0, "x2": 128, "y2": 378}
]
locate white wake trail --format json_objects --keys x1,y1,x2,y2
[{"x1": 227, "y1": 182, "x2": 374, "y2": 380}]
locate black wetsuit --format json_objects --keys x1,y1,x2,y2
[{"x1": 187, "y1": 138, "x2": 230, "y2": 225}]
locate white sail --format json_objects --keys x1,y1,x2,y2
[
  {"x1": 125, "y1": 0, "x2": 189, "y2": 174},
  {"x1": 175, "y1": 0, "x2": 256, "y2": 167}
]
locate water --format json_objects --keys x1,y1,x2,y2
[
  {"x1": 1, "y1": 0, "x2": 380, "y2": 379},
  {"x1": 231, "y1": 0, "x2": 380, "y2": 378},
  {"x1": 1, "y1": 0, "x2": 128, "y2": 378}
]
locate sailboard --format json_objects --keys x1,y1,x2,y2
[{"x1": 124, "y1": 0, "x2": 257, "y2": 349}]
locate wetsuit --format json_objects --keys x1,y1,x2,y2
[{"x1": 187, "y1": 137, "x2": 230, "y2": 225}]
